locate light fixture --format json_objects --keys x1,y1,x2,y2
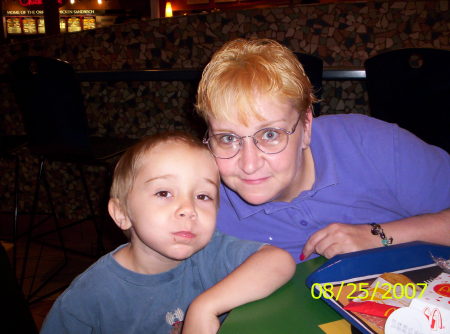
[
  {"x1": 165, "y1": 1, "x2": 173, "y2": 17},
  {"x1": 98, "y1": 0, "x2": 102, "y2": 4},
  {"x1": 70, "y1": 0, "x2": 75, "y2": 4}
]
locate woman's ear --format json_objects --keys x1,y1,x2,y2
[
  {"x1": 301, "y1": 107, "x2": 313, "y2": 149},
  {"x1": 108, "y1": 198, "x2": 132, "y2": 231}
]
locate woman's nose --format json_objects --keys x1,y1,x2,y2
[{"x1": 238, "y1": 137, "x2": 264, "y2": 174}]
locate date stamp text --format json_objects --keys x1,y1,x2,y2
[{"x1": 311, "y1": 282, "x2": 428, "y2": 301}]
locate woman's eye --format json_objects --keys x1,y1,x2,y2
[
  {"x1": 219, "y1": 134, "x2": 238, "y2": 144},
  {"x1": 261, "y1": 129, "x2": 279, "y2": 141},
  {"x1": 155, "y1": 191, "x2": 172, "y2": 198},
  {"x1": 197, "y1": 194, "x2": 212, "y2": 201}
]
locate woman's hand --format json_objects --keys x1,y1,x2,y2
[
  {"x1": 301, "y1": 210, "x2": 450, "y2": 260},
  {"x1": 301, "y1": 223, "x2": 377, "y2": 260}
]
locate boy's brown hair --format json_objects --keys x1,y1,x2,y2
[{"x1": 110, "y1": 131, "x2": 212, "y2": 208}]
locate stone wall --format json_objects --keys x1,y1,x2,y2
[{"x1": 0, "y1": 0, "x2": 448, "y2": 218}]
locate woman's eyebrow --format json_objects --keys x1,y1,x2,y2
[{"x1": 213, "y1": 119, "x2": 289, "y2": 134}]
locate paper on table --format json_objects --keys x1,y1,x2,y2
[{"x1": 318, "y1": 319, "x2": 352, "y2": 334}]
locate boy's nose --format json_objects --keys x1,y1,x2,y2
[
  {"x1": 178, "y1": 211, "x2": 196, "y2": 219},
  {"x1": 176, "y1": 199, "x2": 197, "y2": 219}
]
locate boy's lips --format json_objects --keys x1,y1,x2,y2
[{"x1": 173, "y1": 231, "x2": 196, "y2": 239}]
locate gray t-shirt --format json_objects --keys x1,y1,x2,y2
[{"x1": 40, "y1": 231, "x2": 263, "y2": 334}]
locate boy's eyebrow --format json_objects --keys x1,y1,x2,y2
[
  {"x1": 144, "y1": 174, "x2": 175, "y2": 183},
  {"x1": 145, "y1": 174, "x2": 219, "y2": 188},
  {"x1": 204, "y1": 177, "x2": 219, "y2": 188}
]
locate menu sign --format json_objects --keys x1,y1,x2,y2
[
  {"x1": 67, "y1": 17, "x2": 81, "y2": 32},
  {"x1": 60, "y1": 18, "x2": 67, "y2": 33},
  {"x1": 6, "y1": 18, "x2": 21, "y2": 34},
  {"x1": 38, "y1": 18, "x2": 45, "y2": 34},
  {"x1": 82, "y1": 17, "x2": 96, "y2": 30},
  {"x1": 23, "y1": 17, "x2": 37, "y2": 34}
]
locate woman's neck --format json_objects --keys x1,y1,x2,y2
[{"x1": 276, "y1": 146, "x2": 315, "y2": 202}]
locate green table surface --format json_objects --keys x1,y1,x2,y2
[{"x1": 219, "y1": 256, "x2": 342, "y2": 334}]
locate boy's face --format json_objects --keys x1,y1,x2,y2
[{"x1": 117, "y1": 141, "x2": 219, "y2": 269}]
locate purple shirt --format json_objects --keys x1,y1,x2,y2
[{"x1": 216, "y1": 114, "x2": 450, "y2": 262}]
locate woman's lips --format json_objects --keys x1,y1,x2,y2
[
  {"x1": 173, "y1": 231, "x2": 195, "y2": 239},
  {"x1": 241, "y1": 177, "x2": 269, "y2": 185}
]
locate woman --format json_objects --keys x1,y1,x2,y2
[{"x1": 195, "y1": 38, "x2": 450, "y2": 262}]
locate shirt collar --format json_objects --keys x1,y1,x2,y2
[
  {"x1": 221, "y1": 184, "x2": 266, "y2": 219},
  {"x1": 308, "y1": 123, "x2": 339, "y2": 195}
]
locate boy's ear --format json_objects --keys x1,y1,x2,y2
[{"x1": 108, "y1": 198, "x2": 132, "y2": 231}]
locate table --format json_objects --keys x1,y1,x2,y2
[
  {"x1": 219, "y1": 242, "x2": 450, "y2": 334},
  {"x1": 219, "y1": 256, "x2": 342, "y2": 334}
]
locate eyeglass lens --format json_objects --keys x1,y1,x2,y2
[{"x1": 209, "y1": 128, "x2": 289, "y2": 158}]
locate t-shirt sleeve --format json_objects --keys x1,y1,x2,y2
[
  {"x1": 40, "y1": 297, "x2": 94, "y2": 334},
  {"x1": 194, "y1": 231, "x2": 265, "y2": 287},
  {"x1": 342, "y1": 115, "x2": 449, "y2": 216},
  {"x1": 391, "y1": 125, "x2": 450, "y2": 214},
  {"x1": 358, "y1": 115, "x2": 450, "y2": 215}
]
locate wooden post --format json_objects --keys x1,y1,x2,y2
[
  {"x1": 43, "y1": 0, "x2": 60, "y2": 35},
  {"x1": 0, "y1": 1, "x2": 5, "y2": 43}
]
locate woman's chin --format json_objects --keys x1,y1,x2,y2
[{"x1": 240, "y1": 192, "x2": 275, "y2": 205}]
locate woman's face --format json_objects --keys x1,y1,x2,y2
[{"x1": 208, "y1": 96, "x2": 314, "y2": 204}]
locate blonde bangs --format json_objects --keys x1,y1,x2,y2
[{"x1": 196, "y1": 38, "x2": 317, "y2": 125}]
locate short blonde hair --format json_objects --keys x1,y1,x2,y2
[
  {"x1": 195, "y1": 38, "x2": 317, "y2": 125},
  {"x1": 110, "y1": 131, "x2": 212, "y2": 207}
]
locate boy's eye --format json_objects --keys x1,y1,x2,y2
[
  {"x1": 155, "y1": 191, "x2": 172, "y2": 198},
  {"x1": 197, "y1": 194, "x2": 212, "y2": 201}
]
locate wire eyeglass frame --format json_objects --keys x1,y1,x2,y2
[{"x1": 203, "y1": 113, "x2": 302, "y2": 159}]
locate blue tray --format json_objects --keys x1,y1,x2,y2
[{"x1": 306, "y1": 242, "x2": 450, "y2": 333}]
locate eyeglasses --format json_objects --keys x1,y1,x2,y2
[{"x1": 203, "y1": 114, "x2": 302, "y2": 159}]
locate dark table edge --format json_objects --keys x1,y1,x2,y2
[{"x1": 0, "y1": 68, "x2": 366, "y2": 83}]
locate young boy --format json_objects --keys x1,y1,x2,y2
[{"x1": 40, "y1": 131, "x2": 296, "y2": 334}]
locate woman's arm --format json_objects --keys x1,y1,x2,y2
[
  {"x1": 182, "y1": 245, "x2": 296, "y2": 334},
  {"x1": 301, "y1": 208, "x2": 450, "y2": 260}
]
